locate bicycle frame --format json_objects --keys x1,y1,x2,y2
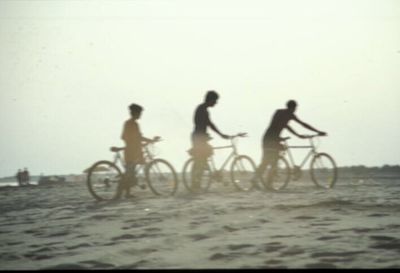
[
  {"x1": 207, "y1": 138, "x2": 240, "y2": 173},
  {"x1": 282, "y1": 137, "x2": 318, "y2": 169},
  {"x1": 111, "y1": 143, "x2": 155, "y2": 174}
]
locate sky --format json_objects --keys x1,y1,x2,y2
[{"x1": 0, "y1": 0, "x2": 399, "y2": 177}]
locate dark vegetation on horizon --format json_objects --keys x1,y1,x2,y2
[{"x1": 1, "y1": 165, "x2": 400, "y2": 182}]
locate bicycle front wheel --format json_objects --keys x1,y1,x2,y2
[
  {"x1": 181, "y1": 158, "x2": 212, "y2": 193},
  {"x1": 262, "y1": 156, "x2": 291, "y2": 191},
  {"x1": 145, "y1": 159, "x2": 178, "y2": 196},
  {"x1": 310, "y1": 153, "x2": 337, "y2": 189},
  {"x1": 86, "y1": 160, "x2": 122, "y2": 201},
  {"x1": 230, "y1": 155, "x2": 257, "y2": 191}
]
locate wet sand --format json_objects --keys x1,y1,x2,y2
[{"x1": 0, "y1": 176, "x2": 399, "y2": 269}]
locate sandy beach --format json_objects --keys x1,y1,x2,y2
[{"x1": 0, "y1": 175, "x2": 399, "y2": 269}]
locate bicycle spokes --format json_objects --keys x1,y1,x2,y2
[
  {"x1": 182, "y1": 159, "x2": 212, "y2": 193},
  {"x1": 146, "y1": 159, "x2": 178, "y2": 196},
  {"x1": 263, "y1": 157, "x2": 290, "y2": 191},
  {"x1": 87, "y1": 161, "x2": 122, "y2": 201},
  {"x1": 310, "y1": 153, "x2": 337, "y2": 189},
  {"x1": 231, "y1": 155, "x2": 256, "y2": 191}
]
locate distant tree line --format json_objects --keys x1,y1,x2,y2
[
  {"x1": 339, "y1": 165, "x2": 400, "y2": 172},
  {"x1": 1, "y1": 165, "x2": 400, "y2": 181}
]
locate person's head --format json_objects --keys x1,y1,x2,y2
[
  {"x1": 204, "y1": 90, "x2": 219, "y2": 107},
  {"x1": 129, "y1": 103, "x2": 143, "y2": 119},
  {"x1": 286, "y1": 100, "x2": 297, "y2": 113}
]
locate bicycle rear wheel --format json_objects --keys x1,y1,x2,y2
[
  {"x1": 182, "y1": 158, "x2": 212, "y2": 193},
  {"x1": 145, "y1": 159, "x2": 178, "y2": 196},
  {"x1": 262, "y1": 156, "x2": 291, "y2": 191},
  {"x1": 86, "y1": 160, "x2": 122, "y2": 201},
  {"x1": 310, "y1": 153, "x2": 337, "y2": 189},
  {"x1": 230, "y1": 155, "x2": 257, "y2": 191}
]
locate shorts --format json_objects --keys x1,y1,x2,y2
[{"x1": 188, "y1": 133, "x2": 213, "y2": 159}]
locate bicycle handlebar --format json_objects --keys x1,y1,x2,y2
[
  {"x1": 280, "y1": 134, "x2": 327, "y2": 142},
  {"x1": 229, "y1": 132, "x2": 248, "y2": 139},
  {"x1": 110, "y1": 137, "x2": 162, "y2": 152},
  {"x1": 304, "y1": 134, "x2": 327, "y2": 139}
]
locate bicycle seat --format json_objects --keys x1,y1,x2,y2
[{"x1": 110, "y1": 147, "x2": 125, "y2": 152}]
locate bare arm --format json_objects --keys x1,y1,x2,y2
[
  {"x1": 292, "y1": 115, "x2": 326, "y2": 135},
  {"x1": 208, "y1": 120, "x2": 229, "y2": 139},
  {"x1": 141, "y1": 136, "x2": 161, "y2": 143},
  {"x1": 286, "y1": 125, "x2": 308, "y2": 139}
]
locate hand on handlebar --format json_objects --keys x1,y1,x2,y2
[
  {"x1": 227, "y1": 132, "x2": 248, "y2": 139},
  {"x1": 300, "y1": 132, "x2": 327, "y2": 139},
  {"x1": 152, "y1": 136, "x2": 162, "y2": 143},
  {"x1": 220, "y1": 134, "x2": 230, "y2": 140}
]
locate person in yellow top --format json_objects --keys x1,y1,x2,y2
[{"x1": 118, "y1": 103, "x2": 160, "y2": 199}]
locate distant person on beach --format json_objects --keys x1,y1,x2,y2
[
  {"x1": 16, "y1": 169, "x2": 22, "y2": 186},
  {"x1": 22, "y1": 168, "x2": 30, "y2": 185},
  {"x1": 190, "y1": 90, "x2": 231, "y2": 193},
  {"x1": 252, "y1": 100, "x2": 327, "y2": 187},
  {"x1": 117, "y1": 103, "x2": 160, "y2": 199}
]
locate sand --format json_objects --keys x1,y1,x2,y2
[{"x1": 0, "y1": 176, "x2": 399, "y2": 269}]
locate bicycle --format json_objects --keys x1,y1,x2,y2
[
  {"x1": 86, "y1": 139, "x2": 178, "y2": 201},
  {"x1": 259, "y1": 135, "x2": 338, "y2": 191},
  {"x1": 182, "y1": 133, "x2": 257, "y2": 193}
]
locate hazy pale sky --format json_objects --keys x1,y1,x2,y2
[{"x1": 0, "y1": 0, "x2": 399, "y2": 177}]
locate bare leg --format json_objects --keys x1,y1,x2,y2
[
  {"x1": 252, "y1": 148, "x2": 270, "y2": 185},
  {"x1": 191, "y1": 157, "x2": 207, "y2": 193},
  {"x1": 265, "y1": 152, "x2": 279, "y2": 189}
]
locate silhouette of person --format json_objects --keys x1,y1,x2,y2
[
  {"x1": 117, "y1": 103, "x2": 160, "y2": 199},
  {"x1": 253, "y1": 100, "x2": 327, "y2": 187},
  {"x1": 22, "y1": 168, "x2": 29, "y2": 185},
  {"x1": 190, "y1": 90, "x2": 230, "y2": 192},
  {"x1": 16, "y1": 169, "x2": 22, "y2": 186}
]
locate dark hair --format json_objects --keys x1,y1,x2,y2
[
  {"x1": 205, "y1": 90, "x2": 219, "y2": 102},
  {"x1": 286, "y1": 100, "x2": 297, "y2": 109},
  {"x1": 129, "y1": 103, "x2": 143, "y2": 114}
]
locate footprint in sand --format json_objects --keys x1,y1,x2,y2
[
  {"x1": 0, "y1": 252, "x2": 20, "y2": 261},
  {"x1": 23, "y1": 252, "x2": 54, "y2": 261},
  {"x1": 80, "y1": 260, "x2": 115, "y2": 269},
  {"x1": 264, "y1": 259, "x2": 284, "y2": 266},
  {"x1": 222, "y1": 225, "x2": 239, "y2": 232},
  {"x1": 188, "y1": 234, "x2": 209, "y2": 241},
  {"x1": 310, "y1": 222, "x2": 333, "y2": 227},
  {"x1": 353, "y1": 227, "x2": 384, "y2": 234},
  {"x1": 117, "y1": 259, "x2": 151, "y2": 269},
  {"x1": 372, "y1": 235, "x2": 397, "y2": 240},
  {"x1": 111, "y1": 234, "x2": 140, "y2": 241},
  {"x1": 369, "y1": 236, "x2": 400, "y2": 251},
  {"x1": 6, "y1": 241, "x2": 23, "y2": 246},
  {"x1": 368, "y1": 213, "x2": 390, "y2": 217},
  {"x1": 66, "y1": 243, "x2": 92, "y2": 250},
  {"x1": 45, "y1": 231, "x2": 70, "y2": 238},
  {"x1": 317, "y1": 235, "x2": 341, "y2": 241},
  {"x1": 227, "y1": 244, "x2": 253, "y2": 251},
  {"x1": 74, "y1": 234, "x2": 90, "y2": 239},
  {"x1": 279, "y1": 246, "x2": 305, "y2": 256},
  {"x1": 262, "y1": 242, "x2": 286, "y2": 253},
  {"x1": 42, "y1": 263, "x2": 87, "y2": 270},
  {"x1": 294, "y1": 215, "x2": 316, "y2": 220},
  {"x1": 209, "y1": 252, "x2": 237, "y2": 261},
  {"x1": 311, "y1": 251, "x2": 365, "y2": 258},
  {"x1": 306, "y1": 262, "x2": 336, "y2": 268}
]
